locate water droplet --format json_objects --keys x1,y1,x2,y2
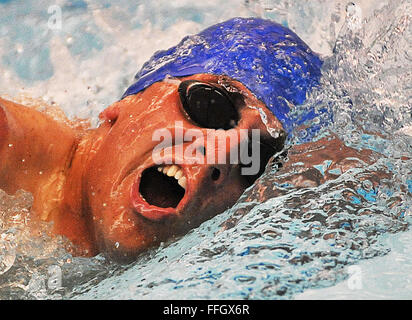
[{"x1": 16, "y1": 44, "x2": 23, "y2": 54}]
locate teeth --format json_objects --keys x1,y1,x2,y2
[
  {"x1": 178, "y1": 176, "x2": 187, "y2": 189},
  {"x1": 166, "y1": 165, "x2": 178, "y2": 177},
  {"x1": 156, "y1": 165, "x2": 187, "y2": 189},
  {"x1": 174, "y1": 170, "x2": 183, "y2": 180}
]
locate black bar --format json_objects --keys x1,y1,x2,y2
[{"x1": 0, "y1": 299, "x2": 408, "y2": 318}]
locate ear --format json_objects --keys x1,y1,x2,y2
[{"x1": 99, "y1": 102, "x2": 121, "y2": 125}]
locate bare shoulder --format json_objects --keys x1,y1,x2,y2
[{"x1": 0, "y1": 98, "x2": 9, "y2": 151}]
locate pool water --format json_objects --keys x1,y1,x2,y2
[{"x1": 0, "y1": 0, "x2": 411, "y2": 299}]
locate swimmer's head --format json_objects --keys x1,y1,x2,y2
[
  {"x1": 122, "y1": 17, "x2": 324, "y2": 136},
  {"x1": 84, "y1": 18, "x2": 323, "y2": 262}
]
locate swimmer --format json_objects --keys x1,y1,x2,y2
[{"x1": 0, "y1": 18, "x2": 376, "y2": 263}]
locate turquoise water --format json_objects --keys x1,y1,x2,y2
[{"x1": 0, "y1": 0, "x2": 411, "y2": 299}]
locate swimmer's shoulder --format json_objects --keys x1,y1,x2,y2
[
  {"x1": 0, "y1": 97, "x2": 38, "y2": 152},
  {"x1": 0, "y1": 98, "x2": 9, "y2": 151},
  {"x1": 0, "y1": 96, "x2": 33, "y2": 114}
]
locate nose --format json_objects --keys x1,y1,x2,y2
[
  {"x1": 191, "y1": 143, "x2": 225, "y2": 182},
  {"x1": 181, "y1": 128, "x2": 251, "y2": 186}
]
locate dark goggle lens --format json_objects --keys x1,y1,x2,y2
[{"x1": 178, "y1": 81, "x2": 239, "y2": 130}]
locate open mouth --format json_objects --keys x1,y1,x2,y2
[
  {"x1": 140, "y1": 165, "x2": 186, "y2": 208},
  {"x1": 131, "y1": 165, "x2": 188, "y2": 221}
]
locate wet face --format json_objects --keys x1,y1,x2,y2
[{"x1": 84, "y1": 74, "x2": 285, "y2": 263}]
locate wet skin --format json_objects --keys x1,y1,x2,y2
[{"x1": 0, "y1": 74, "x2": 285, "y2": 263}]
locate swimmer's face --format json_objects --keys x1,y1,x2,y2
[{"x1": 85, "y1": 74, "x2": 285, "y2": 263}]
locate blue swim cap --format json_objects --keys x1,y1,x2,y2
[{"x1": 122, "y1": 17, "x2": 324, "y2": 136}]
